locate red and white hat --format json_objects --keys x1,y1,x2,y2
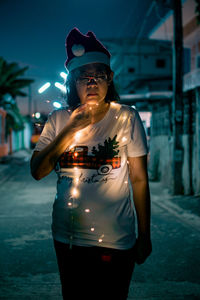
[{"x1": 65, "y1": 28, "x2": 111, "y2": 72}]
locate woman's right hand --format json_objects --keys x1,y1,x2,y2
[{"x1": 68, "y1": 104, "x2": 92, "y2": 131}]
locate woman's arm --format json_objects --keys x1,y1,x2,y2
[
  {"x1": 128, "y1": 155, "x2": 152, "y2": 264},
  {"x1": 30, "y1": 123, "x2": 76, "y2": 180},
  {"x1": 30, "y1": 104, "x2": 91, "y2": 181}
]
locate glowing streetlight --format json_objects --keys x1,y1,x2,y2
[
  {"x1": 54, "y1": 82, "x2": 66, "y2": 93},
  {"x1": 38, "y1": 82, "x2": 51, "y2": 94},
  {"x1": 60, "y1": 72, "x2": 68, "y2": 80}
]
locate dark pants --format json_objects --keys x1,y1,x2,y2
[{"x1": 54, "y1": 239, "x2": 136, "y2": 300}]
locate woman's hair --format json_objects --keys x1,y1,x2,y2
[{"x1": 64, "y1": 63, "x2": 120, "y2": 110}]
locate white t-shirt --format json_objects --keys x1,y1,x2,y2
[{"x1": 35, "y1": 102, "x2": 148, "y2": 249}]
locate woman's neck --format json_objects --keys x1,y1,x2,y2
[{"x1": 90, "y1": 102, "x2": 110, "y2": 124}]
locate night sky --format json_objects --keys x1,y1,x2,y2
[{"x1": 0, "y1": 0, "x2": 169, "y2": 114}]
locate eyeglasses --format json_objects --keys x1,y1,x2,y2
[{"x1": 76, "y1": 74, "x2": 108, "y2": 85}]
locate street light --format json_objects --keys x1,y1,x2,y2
[
  {"x1": 37, "y1": 75, "x2": 67, "y2": 110},
  {"x1": 60, "y1": 72, "x2": 68, "y2": 80},
  {"x1": 35, "y1": 112, "x2": 41, "y2": 119},
  {"x1": 38, "y1": 82, "x2": 51, "y2": 94},
  {"x1": 54, "y1": 82, "x2": 67, "y2": 93}
]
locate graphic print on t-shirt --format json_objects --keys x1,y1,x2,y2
[{"x1": 58, "y1": 135, "x2": 121, "y2": 175}]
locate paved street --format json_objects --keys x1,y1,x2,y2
[{"x1": 0, "y1": 152, "x2": 200, "y2": 299}]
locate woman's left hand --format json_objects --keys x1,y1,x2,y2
[{"x1": 134, "y1": 236, "x2": 152, "y2": 265}]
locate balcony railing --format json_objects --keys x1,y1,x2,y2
[{"x1": 184, "y1": 68, "x2": 200, "y2": 91}]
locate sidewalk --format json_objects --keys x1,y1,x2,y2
[
  {"x1": 0, "y1": 149, "x2": 32, "y2": 165},
  {"x1": 0, "y1": 149, "x2": 32, "y2": 183},
  {"x1": 150, "y1": 180, "x2": 200, "y2": 232}
]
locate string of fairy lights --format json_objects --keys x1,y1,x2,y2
[{"x1": 58, "y1": 101, "x2": 132, "y2": 247}]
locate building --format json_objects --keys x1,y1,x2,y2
[
  {"x1": 103, "y1": 38, "x2": 173, "y2": 96},
  {"x1": 102, "y1": 38, "x2": 174, "y2": 157},
  {"x1": 0, "y1": 108, "x2": 8, "y2": 157},
  {"x1": 148, "y1": 0, "x2": 200, "y2": 195}
]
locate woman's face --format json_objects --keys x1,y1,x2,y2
[{"x1": 75, "y1": 63, "x2": 113, "y2": 106}]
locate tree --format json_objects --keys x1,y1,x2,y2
[
  {"x1": 0, "y1": 57, "x2": 34, "y2": 135},
  {"x1": 92, "y1": 135, "x2": 119, "y2": 159},
  {"x1": 0, "y1": 57, "x2": 34, "y2": 100}
]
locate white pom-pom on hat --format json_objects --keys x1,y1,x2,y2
[{"x1": 72, "y1": 44, "x2": 85, "y2": 57}]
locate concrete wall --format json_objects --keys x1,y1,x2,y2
[
  {"x1": 10, "y1": 122, "x2": 32, "y2": 153},
  {"x1": 148, "y1": 101, "x2": 173, "y2": 189},
  {"x1": 23, "y1": 122, "x2": 32, "y2": 149},
  {"x1": 0, "y1": 108, "x2": 8, "y2": 157},
  {"x1": 193, "y1": 88, "x2": 200, "y2": 194},
  {"x1": 149, "y1": 135, "x2": 173, "y2": 189},
  {"x1": 182, "y1": 88, "x2": 200, "y2": 195},
  {"x1": 182, "y1": 134, "x2": 192, "y2": 195},
  {"x1": 149, "y1": 87, "x2": 200, "y2": 195}
]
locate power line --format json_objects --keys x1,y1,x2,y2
[
  {"x1": 117, "y1": 0, "x2": 141, "y2": 38},
  {"x1": 135, "y1": 1, "x2": 156, "y2": 44}
]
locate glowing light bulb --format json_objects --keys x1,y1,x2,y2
[
  {"x1": 115, "y1": 116, "x2": 118, "y2": 119},
  {"x1": 74, "y1": 152, "x2": 78, "y2": 157},
  {"x1": 68, "y1": 202, "x2": 72, "y2": 206},
  {"x1": 91, "y1": 227, "x2": 95, "y2": 232},
  {"x1": 98, "y1": 234, "x2": 104, "y2": 243},
  {"x1": 85, "y1": 208, "x2": 90, "y2": 213},
  {"x1": 72, "y1": 188, "x2": 78, "y2": 197},
  {"x1": 75, "y1": 177, "x2": 79, "y2": 184},
  {"x1": 75, "y1": 131, "x2": 82, "y2": 140},
  {"x1": 122, "y1": 137, "x2": 127, "y2": 142}
]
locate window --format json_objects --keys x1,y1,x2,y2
[
  {"x1": 128, "y1": 67, "x2": 135, "y2": 73},
  {"x1": 156, "y1": 59, "x2": 166, "y2": 68},
  {"x1": 196, "y1": 55, "x2": 200, "y2": 68}
]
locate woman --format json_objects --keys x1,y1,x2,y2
[{"x1": 31, "y1": 28, "x2": 152, "y2": 300}]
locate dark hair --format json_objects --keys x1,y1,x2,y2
[{"x1": 64, "y1": 64, "x2": 120, "y2": 110}]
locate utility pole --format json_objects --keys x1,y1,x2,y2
[
  {"x1": 172, "y1": 0, "x2": 184, "y2": 194},
  {"x1": 28, "y1": 85, "x2": 32, "y2": 117}
]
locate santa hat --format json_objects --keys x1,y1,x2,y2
[{"x1": 65, "y1": 28, "x2": 111, "y2": 72}]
